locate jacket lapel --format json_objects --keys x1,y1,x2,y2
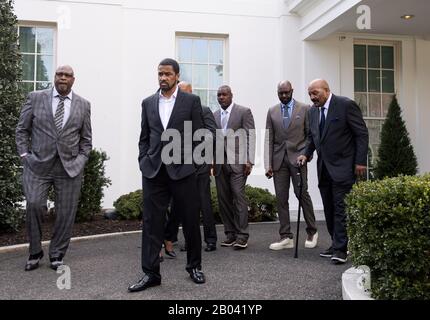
[
  {"x1": 61, "y1": 92, "x2": 77, "y2": 133},
  {"x1": 226, "y1": 103, "x2": 236, "y2": 129},
  {"x1": 214, "y1": 109, "x2": 221, "y2": 129},
  {"x1": 44, "y1": 89, "x2": 57, "y2": 133},
  {"x1": 320, "y1": 95, "x2": 336, "y2": 142}
]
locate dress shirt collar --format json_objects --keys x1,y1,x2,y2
[
  {"x1": 159, "y1": 85, "x2": 178, "y2": 100},
  {"x1": 322, "y1": 93, "x2": 332, "y2": 111},
  {"x1": 53, "y1": 87, "x2": 72, "y2": 100}
]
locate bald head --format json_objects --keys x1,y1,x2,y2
[
  {"x1": 54, "y1": 65, "x2": 75, "y2": 96},
  {"x1": 277, "y1": 80, "x2": 293, "y2": 105},
  {"x1": 308, "y1": 79, "x2": 331, "y2": 107},
  {"x1": 178, "y1": 81, "x2": 192, "y2": 94}
]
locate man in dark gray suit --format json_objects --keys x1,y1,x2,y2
[
  {"x1": 213, "y1": 85, "x2": 255, "y2": 250},
  {"x1": 298, "y1": 79, "x2": 368, "y2": 264},
  {"x1": 16, "y1": 65, "x2": 92, "y2": 271},
  {"x1": 265, "y1": 80, "x2": 318, "y2": 251},
  {"x1": 128, "y1": 59, "x2": 206, "y2": 292}
]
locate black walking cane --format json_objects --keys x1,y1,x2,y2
[{"x1": 294, "y1": 164, "x2": 304, "y2": 259}]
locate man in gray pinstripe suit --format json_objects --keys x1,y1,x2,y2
[{"x1": 16, "y1": 65, "x2": 92, "y2": 271}]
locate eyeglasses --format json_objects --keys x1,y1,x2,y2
[{"x1": 55, "y1": 72, "x2": 74, "y2": 78}]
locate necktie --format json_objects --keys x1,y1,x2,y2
[
  {"x1": 55, "y1": 96, "x2": 66, "y2": 132},
  {"x1": 221, "y1": 110, "x2": 228, "y2": 135},
  {"x1": 319, "y1": 106, "x2": 326, "y2": 136},
  {"x1": 282, "y1": 105, "x2": 290, "y2": 128}
]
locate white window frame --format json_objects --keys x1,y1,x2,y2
[
  {"x1": 175, "y1": 32, "x2": 228, "y2": 111},
  {"x1": 17, "y1": 21, "x2": 57, "y2": 92}
]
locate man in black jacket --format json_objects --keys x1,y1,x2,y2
[
  {"x1": 128, "y1": 59, "x2": 205, "y2": 292},
  {"x1": 297, "y1": 79, "x2": 368, "y2": 264}
]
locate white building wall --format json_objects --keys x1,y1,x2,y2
[{"x1": 13, "y1": 0, "x2": 430, "y2": 211}]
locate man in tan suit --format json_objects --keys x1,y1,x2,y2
[
  {"x1": 214, "y1": 85, "x2": 255, "y2": 250},
  {"x1": 265, "y1": 80, "x2": 317, "y2": 250}
]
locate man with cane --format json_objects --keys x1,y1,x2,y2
[
  {"x1": 297, "y1": 79, "x2": 368, "y2": 264},
  {"x1": 265, "y1": 80, "x2": 318, "y2": 251}
]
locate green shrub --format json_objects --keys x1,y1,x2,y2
[
  {"x1": 346, "y1": 174, "x2": 430, "y2": 299},
  {"x1": 0, "y1": 0, "x2": 25, "y2": 231},
  {"x1": 211, "y1": 184, "x2": 277, "y2": 223},
  {"x1": 48, "y1": 149, "x2": 111, "y2": 222},
  {"x1": 115, "y1": 184, "x2": 277, "y2": 223},
  {"x1": 113, "y1": 190, "x2": 143, "y2": 220},
  {"x1": 76, "y1": 149, "x2": 111, "y2": 221}
]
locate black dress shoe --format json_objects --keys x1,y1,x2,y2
[
  {"x1": 49, "y1": 256, "x2": 64, "y2": 270},
  {"x1": 204, "y1": 243, "x2": 216, "y2": 252},
  {"x1": 128, "y1": 274, "x2": 161, "y2": 292},
  {"x1": 164, "y1": 248, "x2": 177, "y2": 258},
  {"x1": 189, "y1": 268, "x2": 206, "y2": 284},
  {"x1": 25, "y1": 251, "x2": 44, "y2": 271}
]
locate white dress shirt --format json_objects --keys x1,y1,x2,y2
[{"x1": 159, "y1": 86, "x2": 178, "y2": 130}]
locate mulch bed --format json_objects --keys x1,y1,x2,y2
[{"x1": 0, "y1": 213, "x2": 142, "y2": 247}]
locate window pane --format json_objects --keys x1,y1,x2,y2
[
  {"x1": 209, "y1": 40, "x2": 223, "y2": 64},
  {"x1": 366, "y1": 119, "x2": 383, "y2": 158},
  {"x1": 22, "y1": 54, "x2": 35, "y2": 81},
  {"x1": 36, "y1": 28, "x2": 54, "y2": 54},
  {"x1": 369, "y1": 93, "x2": 381, "y2": 117},
  {"x1": 208, "y1": 90, "x2": 218, "y2": 111},
  {"x1": 368, "y1": 70, "x2": 381, "y2": 92},
  {"x1": 179, "y1": 63, "x2": 192, "y2": 83},
  {"x1": 193, "y1": 64, "x2": 208, "y2": 88},
  {"x1": 368, "y1": 46, "x2": 380, "y2": 68},
  {"x1": 354, "y1": 69, "x2": 366, "y2": 92},
  {"x1": 209, "y1": 65, "x2": 223, "y2": 89},
  {"x1": 355, "y1": 93, "x2": 368, "y2": 117},
  {"x1": 19, "y1": 81, "x2": 34, "y2": 94},
  {"x1": 36, "y1": 82, "x2": 52, "y2": 90},
  {"x1": 193, "y1": 39, "x2": 208, "y2": 63},
  {"x1": 382, "y1": 94, "x2": 394, "y2": 117},
  {"x1": 19, "y1": 27, "x2": 35, "y2": 53},
  {"x1": 382, "y1": 70, "x2": 394, "y2": 93},
  {"x1": 178, "y1": 38, "x2": 192, "y2": 62},
  {"x1": 194, "y1": 89, "x2": 208, "y2": 106},
  {"x1": 37, "y1": 55, "x2": 53, "y2": 81},
  {"x1": 354, "y1": 45, "x2": 366, "y2": 68},
  {"x1": 382, "y1": 46, "x2": 394, "y2": 69}
]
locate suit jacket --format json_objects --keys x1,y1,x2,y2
[
  {"x1": 265, "y1": 99, "x2": 310, "y2": 171},
  {"x1": 213, "y1": 103, "x2": 255, "y2": 175},
  {"x1": 304, "y1": 94, "x2": 369, "y2": 183},
  {"x1": 16, "y1": 88, "x2": 92, "y2": 178},
  {"x1": 195, "y1": 105, "x2": 217, "y2": 175},
  {"x1": 138, "y1": 89, "x2": 203, "y2": 180}
]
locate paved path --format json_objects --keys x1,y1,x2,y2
[{"x1": 0, "y1": 221, "x2": 350, "y2": 300}]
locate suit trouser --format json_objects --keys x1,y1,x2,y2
[
  {"x1": 273, "y1": 156, "x2": 317, "y2": 239},
  {"x1": 318, "y1": 163, "x2": 352, "y2": 253},
  {"x1": 197, "y1": 172, "x2": 217, "y2": 244},
  {"x1": 23, "y1": 157, "x2": 82, "y2": 258},
  {"x1": 164, "y1": 171, "x2": 217, "y2": 245},
  {"x1": 215, "y1": 165, "x2": 249, "y2": 241},
  {"x1": 142, "y1": 165, "x2": 202, "y2": 279}
]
